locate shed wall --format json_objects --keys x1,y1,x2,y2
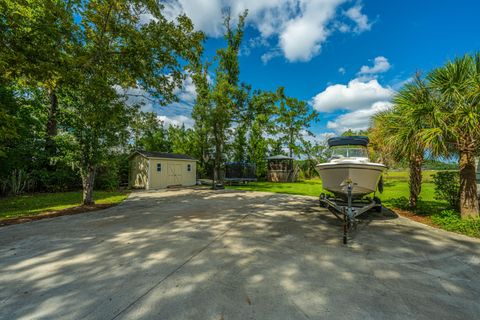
[
  {"x1": 129, "y1": 155, "x2": 149, "y2": 189},
  {"x1": 148, "y1": 159, "x2": 196, "y2": 189}
]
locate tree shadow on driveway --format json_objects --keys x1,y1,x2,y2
[{"x1": 0, "y1": 189, "x2": 479, "y2": 320}]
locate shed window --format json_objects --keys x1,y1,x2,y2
[
  {"x1": 157, "y1": 163, "x2": 161, "y2": 172},
  {"x1": 187, "y1": 164, "x2": 191, "y2": 172}
]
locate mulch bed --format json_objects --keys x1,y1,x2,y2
[
  {"x1": 393, "y1": 208, "x2": 438, "y2": 228},
  {"x1": 0, "y1": 203, "x2": 115, "y2": 227}
]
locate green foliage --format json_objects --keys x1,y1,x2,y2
[
  {"x1": 422, "y1": 159, "x2": 458, "y2": 170},
  {"x1": 245, "y1": 90, "x2": 277, "y2": 177},
  {"x1": 297, "y1": 159, "x2": 320, "y2": 180},
  {"x1": 0, "y1": 0, "x2": 204, "y2": 204},
  {"x1": 190, "y1": 63, "x2": 212, "y2": 176},
  {"x1": 248, "y1": 119, "x2": 269, "y2": 177},
  {"x1": 232, "y1": 124, "x2": 247, "y2": 162},
  {"x1": 189, "y1": 11, "x2": 248, "y2": 181},
  {"x1": 432, "y1": 171, "x2": 460, "y2": 209},
  {"x1": 385, "y1": 196, "x2": 410, "y2": 210},
  {"x1": 275, "y1": 87, "x2": 318, "y2": 158},
  {"x1": 33, "y1": 165, "x2": 80, "y2": 192},
  {"x1": 168, "y1": 124, "x2": 194, "y2": 155},
  {"x1": 0, "y1": 83, "x2": 20, "y2": 158},
  {"x1": 3, "y1": 169, "x2": 31, "y2": 195},
  {"x1": 341, "y1": 129, "x2": 368, "y2": 137},
  {"x1": 132, "y1": 112, "x2": 171, "y2": 152},
  {"x1": 431, "y1": 210, "x2": 480, "y2": 238},
  {"x1": 424, "y1": 53, "x2": 480, "y2": 216}
]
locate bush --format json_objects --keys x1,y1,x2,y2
[
  {"x1": 432, "y1": 171, "x2": 460, "y2": 209},
  {"x1": 1, "y1": 169, "x2": 32, "y2": 195},
  {"x1": 33, "y1": 165, "x2": 81, "y2": 192},
  {"x1": 431, "y1": 209, "x2": 480, "y2": 238},
  {"x1": 386, "y1": 196, "x2": 410, "y2": 210},
  {"x1": 95, "y1": 154, "x2": 130, "y2": 191}
]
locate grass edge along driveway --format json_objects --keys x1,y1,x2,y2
[{"x1": 0, "y1": 190, "x2": 129, "y2": 221}]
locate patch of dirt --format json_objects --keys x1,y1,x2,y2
[
  {"x1": 0, "y1": 204, "x2": 116, "y2": 227},
  {"x1": 393, "y1": 208, "x2": 438, "y2": 228}
]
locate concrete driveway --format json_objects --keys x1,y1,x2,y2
[{"x1": 1, "y1": 189, "x2": 479, "y2": 320}]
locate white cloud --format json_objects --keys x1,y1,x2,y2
[
  {"x1": 163, "y1": 0, "x2": 224, "y2": 36},
  {"x1": 261, "y1": 50, "x2": 282, "y2": 64},
  {"x1": 155, "y1": 74, "x2": 197, "y2": 128},
  {"x1": 115, "y1": 86, "x2": 155, "y2": 112},
  {"x1": 311, "y1": 55, "x2": 394, "y2": 133},
  {"x1": 279, "y1": 0, "x2": 343, "y2": 62},
  {"x1": 310, "y1": 78, "x2": 393, "y2": 112},
  {"x1": 301, "y1": 129, "x2": 335, "y2": 146},
  {"x1": 157, "y1": 114, "x2": 195, "y2": 128},
  {"x1": 344, "y1": 3, "x2": 371, "y2": 32},
  {"x1": 162, "y1": 0, "x2": 372, "y2": 62},
  {"x1": 391, "y1": 76, "x2": 413, "y2": 90},
  {"x1": 172, "y1": 75, "x2": 196, "y2": 104},
  {"x1": 358, "y1": 56, "x2": 391, "y2": 76},
  {"x1": 338, "y1": 67, "x2": 346, "y2": 74},
  {"x1": 116, "y1": 74, "x2": 197, "y2": 128},
  {"x1": 326, "y1": 101, "x2": 392, "y2": 133}
]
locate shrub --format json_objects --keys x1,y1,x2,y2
[
  {"x1": 386, "y1": 196, "x2": 410, "y2": 210},
  {"x1": 0, "y1": 169, "x2": 33, "y2": 196},
  {"x1": 95, "y1": 154, "x2": 129, "y2": 191},
  {"x1": 432, "y1": 171, "x2": 460, "y2": 209},
  {"x1": 431, "y1": 209, "x2": 480, "y2": 238},
  {"x1": 34, "y1": 165, "x2": 81, "y2": 192}
]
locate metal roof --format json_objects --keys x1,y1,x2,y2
[
  {"x1": 327, "y1": 136, "x2": 369, "y2": 147},
  {"x1": 266, "y1": 155, "x2": 293, "y2": 160},
  {"x1": 134, "y1": 150, "x2": 196, "y2": 160}
]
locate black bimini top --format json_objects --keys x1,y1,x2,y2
[{"x1": 327, "y1": 136, "x2": 369, "y2": 147}]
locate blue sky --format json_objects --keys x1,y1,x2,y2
[{"x1": 152, "y1": 0, "x2": 480, "y2": 139}]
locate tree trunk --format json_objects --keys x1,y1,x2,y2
[
  {"x1": 214, "y1": 141, "x2": 222, "y2": 185},
  {"x1": 45, "y1": 88, "x2": 58, "y2": 156},
  {"x1": 458, "y1": 150, "x2": 479, "y2": 218},
  {"x1": 289, "y1": 130, "x2": 294, "y2": 158},
  {"x1": 81, "y1": 166, "x2": 96, "y2": 205},
  {"x1": 408, "y1": 154, "x2": 423, "y2": 208}
]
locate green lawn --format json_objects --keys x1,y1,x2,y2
[
  {"x1": 0, "y1": 191, "x2": 130, "y2": 220},
  {"x1": 228, "y1": 170, "x2": 439, "y2": 202}
]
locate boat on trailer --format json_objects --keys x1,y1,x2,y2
[{"x1": 316, "y1": 136, "x2": 386, "y2": 244}]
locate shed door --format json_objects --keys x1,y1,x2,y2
[{"x1": 167, "y1": 163, "x2": 183, "y2": 186}]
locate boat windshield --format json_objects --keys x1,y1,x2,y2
[{"x1": 330, "y1": 146, "x2": 369, "y2": 159}]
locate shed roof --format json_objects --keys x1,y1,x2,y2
[
  {"x1": 134, "y1": 150, "x2": 196, "y2": 160},
  {"x1": 266, "y1": 155, "x2": 293, "y2": 160}
]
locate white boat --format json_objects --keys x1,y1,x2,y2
[{"x1": 316, "y1": 136, "x2": 386, "y2": 199}]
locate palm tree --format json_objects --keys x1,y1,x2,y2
[
  {"x1": 372, "y1": 75, "x2": 431, "y2": 208},
  {"x1": 425, "y1": 53, "x2": 480, "y2": 218}
]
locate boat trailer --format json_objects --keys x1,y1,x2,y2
[{"x1": 319, "y1": 182, "x2": 382, "y2": 244}]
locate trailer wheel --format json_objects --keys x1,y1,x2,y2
[
  {"x1": 373, "y1": 197, "x2": 382, "y2": 212},
  {"x1": 319, "y1": 193, "x2": 327, "y2": 207}
]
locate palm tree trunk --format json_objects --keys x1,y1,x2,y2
[
  {"x1": 459, "y1": 150, "x2": 479, "y2": 218},
  {"x1": 408, "y1": 154, "x2": 423, "y2": 208}
]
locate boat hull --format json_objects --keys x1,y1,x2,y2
[{"x1": 316, "y1": 162, "x2": 386, "y2": 199}]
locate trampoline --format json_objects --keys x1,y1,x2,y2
[{"x1": 224, "y1": 162, "x2": 257, "y2": 184}]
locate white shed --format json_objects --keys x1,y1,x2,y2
[{"x1": 129, "y1": 151, "x2": 197, "y2": 190}]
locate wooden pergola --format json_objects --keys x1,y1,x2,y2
[{"x1": 266, "y1": 155, "x2": 297, "y2": 182}]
